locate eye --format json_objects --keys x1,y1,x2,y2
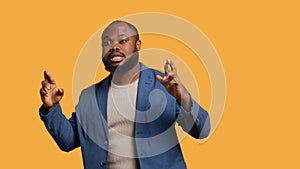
[
  {"x1": 102, "y1": 40, "x2": 113, "y2": 46},
  {"x1": 119, "y1": 39, "x2": 127, "y2": 44},
  {"x1": 102, "y1": 40, "x2": 111, "y2": 46}
]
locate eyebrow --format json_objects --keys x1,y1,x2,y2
[
  {"x1": 118, "y1": 33, "x2": 128, "y2": 37},
  {"x1": 102, "y1": 33, "x2": 131, "y2": 40}
]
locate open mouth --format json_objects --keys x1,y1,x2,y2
[{"x1": 109, "y1": 52, "x2": 125, "y2": 63}]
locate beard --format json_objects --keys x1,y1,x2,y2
[{"x1": 102, "y1": 49, "x2": 139, "y2": 74}]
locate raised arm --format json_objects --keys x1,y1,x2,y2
[
  {"x1": 39, "y1": 70, "x2": 79, "y2": 151},
  {"x1": 156, "y1": 60, "x2": 210, "y2": 139}
]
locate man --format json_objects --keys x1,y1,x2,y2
[{"x1": 39, "y1": 20, "x2": 210, "y2": 169}]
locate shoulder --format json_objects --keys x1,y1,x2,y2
[
  {"x1": 140, "y1": 62, "x2": 164, "y2": 78},
  {"x1": 80, "y1": 74, "x2": 111, "y2": 96}
]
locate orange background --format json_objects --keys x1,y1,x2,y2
[{"x1": 0, "y1": 0, "x2": 299, "y2": 168}]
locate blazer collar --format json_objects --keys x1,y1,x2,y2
[
  {"x1": 136, "y1": 63, "x2": 154, "y2": 112},
  {"x1": 96, "y1": 62, "x2": 155, "y2": 119}
]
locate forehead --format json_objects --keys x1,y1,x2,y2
[{"x1": 102, "y1": 22, "x2": 136, "y2": 39}]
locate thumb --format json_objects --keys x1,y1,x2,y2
[{"x1": 156, "y1": 75, "x2": 166, "y2": 85}]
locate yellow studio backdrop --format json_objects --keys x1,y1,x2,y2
[{"x1": 0, "y1": 0, "x2": 299, "y2": 169}]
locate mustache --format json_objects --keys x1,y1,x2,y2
[{"x1": 107, "y1": 51, "x2": 125, "y2": 58}]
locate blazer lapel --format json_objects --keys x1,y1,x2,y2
[
  {"x1": 95, "y1": 64, "x2": 154, "y2": 121},
  {"x1": 95, "y1": 74, "x2": 112, "y2": 121},
  {"x1": 136, "y1": 63, "x2": 154, "y2": 113}
]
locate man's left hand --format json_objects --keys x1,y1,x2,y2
[{"x1": 156, "y1": 59, "x2": 191, "y2": 111}]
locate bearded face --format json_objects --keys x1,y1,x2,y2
[{"x1": 101, "y1": 22, "x2": 141, "y2": 73}]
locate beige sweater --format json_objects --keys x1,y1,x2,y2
[{"x1": 107, "y1": 80, "x2": 139, "y2": 169}]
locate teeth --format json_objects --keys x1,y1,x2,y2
[{"x1": 111, "y1": 56, "x2": 123, "y2": 62}]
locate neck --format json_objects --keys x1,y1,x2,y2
[{"x1": 111, "y1": 62, "x2": 140, "y2": 85}]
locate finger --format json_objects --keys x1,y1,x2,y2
[
  {"x1": 167, "y1": 59, "x2": 176, "y2": 72},
  {"x1": 44, "y1": 70, "x2": 56, "y2": 84},
  {"x1": 41, "y1": 80, "x2": 50, "y2": 90},
  {"x1": 56, "y1": 88, "x2": 64, "y2": 96},
  {"x1": 156, "y1": 75, "x2": 164, "y2": 84},
  {"x1": 166, "y1": 71, "x2": 175, "y2": 79},
  {"x1": 164, "y1": 61, "x2": 170, "y2": 75},
  {"x1": 156, "y1": 75, "x2": 168, "y2": 87},
  {"x1": 40, "y1": 88, "x2": 48, "y2": 97}
]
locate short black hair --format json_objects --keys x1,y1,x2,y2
[{"x1": 102, "y1": 20, "x2": 140, "y2": 41}]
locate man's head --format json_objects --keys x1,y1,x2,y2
[{"x1": 101, "y1": 20, "x2": 141, "y2": 73}]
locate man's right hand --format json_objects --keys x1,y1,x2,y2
[{"x1": 40, "y1": 70, "x2": 64, "y2": 113}]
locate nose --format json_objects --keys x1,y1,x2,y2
[{"x1": 109, "y1": 41, "x2": 120, "y2": 52}]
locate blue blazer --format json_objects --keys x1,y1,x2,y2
[{"x1": 40, "y1": 63, "x2": 210, "y2": 169}]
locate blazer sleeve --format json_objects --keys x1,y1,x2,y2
[
  {"x1": 175, "y1": 95, "x2": 211, "y2": 139},
  {"x1": 39, "y1": 104, "x2": 80, "y2": 152}
]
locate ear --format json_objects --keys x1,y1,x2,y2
[{"x1": 135, "y1": 40, "x2": 141, "y2": 51}]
